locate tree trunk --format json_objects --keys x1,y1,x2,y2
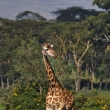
[
  {"x1": 104, "y1": 82, "x2": 108, "y2": 90},
  {"x1": 87, "y1": 80, "x2": 90, "y2": 90},
  {"x1": 72, "y1": 69, "x2": 81, "y2": 92},
  {"x1": 75, "y1": 78, "x2": 81, "y2": 92},
  {"x1": 91, "y1": 81, "x2": 94, "y2": 90},
  {"x1": 90, "y1": 72, "x2": 94, "y2": 90},
  {"x1": 6, "y1": 77, "x2": 10, "y2": 89},
  {"x1": 12, "y1": 78, "x2": 15, "y2": 86},
  {"x1": 99, "y1": 81, "x2": 102, "y2": 90},
  {"x1": 1, "y1": 77, "x2": 4, "y2": 88}
]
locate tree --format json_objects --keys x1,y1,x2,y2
[
  {"x1": 69, "y1": 33, "x2": 93, "y2": 92},
  {"x1": 93, "y1": 0, "x2": 110, "y2": 13},
  {"x1": 0, "y1": 17, "x2": 50, "y2": 88},
  {"x1": 72, "y1": 13, "x2": 109, "y2": 91},
  {"x1": 84, "y1": 40, "x2": 106, "y2": 90},
  {"x1": 13, "y1": 37, "x2": 47, "y2": 85},
  {"x1": 51, "y1": 6, "x2": 101, "y2": 22},
  {"x1": 40, "y1": 12, "x2": 110, "y2": 91},
  {"x1": 0, "y1": 20, "x2": 17, "y2": 88},
  {"x1": 95, "y1": 47, "x2": 110, "y2": 90},
  {"x1": 16, "y1": 11, "x2": 46, "y2": 21}
]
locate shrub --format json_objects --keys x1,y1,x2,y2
[
  {"x1": 0, "y1": 103, "x2": 5, "y2": 110},
  {"x1": 3, "y1": 83, "x2": 110, "y2": 110},
  {"x1": 75, "y1": 89, "x2": 110, "y2": 110},
  {"x1": 4, "y1": 80, "x2": 46, "y2": 110}
]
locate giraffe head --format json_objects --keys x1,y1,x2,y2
[{"x1": 42, "y1": 42, "x2": 57, "y2": 58}]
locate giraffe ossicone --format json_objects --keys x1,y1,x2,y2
[{"x1": 42, "y1": 42, "x2": 75, "y2": 110}]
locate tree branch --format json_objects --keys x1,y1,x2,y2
[{"x1": 78, "y1": 40, "x2": 93, "y2": 65}]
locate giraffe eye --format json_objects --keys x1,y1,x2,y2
[{"x1": 45, "y1": 49, "x2": 49, "y2": 51}]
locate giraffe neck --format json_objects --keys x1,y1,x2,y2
[{"x1": 43, "y1": 55, "x2": 59, "y2": 87}]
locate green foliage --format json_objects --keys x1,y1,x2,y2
[
  {"x1": 13, "y1": 37, "x2": 46, "y2": 82},
  {"x1": 93, "y1": 0, "x2": 110, "y2": 11},
  {"x1": 2, "y1": 37, "x2": 48, "y2": 109},
  {"x1": 0, "y1": 18, "x2": 48, "y2": 87},
  {"x1": 4, "y1": 87, "x2": 110, "y2": 110},
  {"x1": 0, "y1": 5, "x2": 110, "y2": 95},
  {"x1": 16, "y1": 11, "x2": 46, "y2": 21},
  {"x1": 3, "y1": 37, "x2": 48, "y2": 110},
  {"x1": 95, "y1": 49, "x2": 110, "y2": 82},
  {"x1": 47, "y1": 56, "x2": 76, "y2": 88},
  {"x1": 81, "y1": 13, "x2": 109, "y2": 39},
  {"x1": 75, "y1": 90, "x2": 110, "y2": 110},
  {"x1": 4, "y1": 80, "x2": 46, "y2": 110},
  {"x1": 51, "y1": 6, "x2": 100, "y2": 22},
  {"x1": 0, "y1": 103, "x2": 5, "y2": 110}
]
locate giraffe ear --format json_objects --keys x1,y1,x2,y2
[{"x1": 50, "y1": 44, "x2": 53, "y2": 47}]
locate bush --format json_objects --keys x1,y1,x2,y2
[
  {"x1": 75, "y1": 89, "x2": 110, "y2": 110},
  {"x1": 4, "y1": 80, "x2": 46, "y2": 110},
  {"x1": 0, "y1": 103, "x2": 5, "y2": 110},
  {"x1": 4, "y1": 83, "x2": 110, "y2": 110}
]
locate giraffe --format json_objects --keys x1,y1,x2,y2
[{"x1": 42, "y1": 42, "x2": 75, "y2": 110}]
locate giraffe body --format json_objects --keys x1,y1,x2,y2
[
  {"x1": 46, "y1": 85, "x2": 75, "y2": 110},
  {"x1": 42, "y1": 43, "x2": 75, "y2": 110}
]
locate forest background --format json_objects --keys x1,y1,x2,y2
[{"x1": 0, "y1": 0, "x2": 110, "y2": 110}]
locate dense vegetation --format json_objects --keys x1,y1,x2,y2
[{"x1": 0, "y1": 1, "x2": 110, "y2": 109}]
